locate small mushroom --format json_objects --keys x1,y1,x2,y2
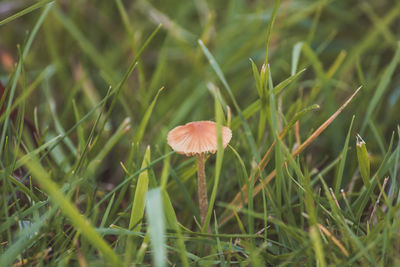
[{"x1": 167, "y1": 121, "x2": 232, "y2": 225}]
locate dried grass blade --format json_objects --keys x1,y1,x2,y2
[{"x1": 220, "y1": 87, "x2": 361, "y2": 225}]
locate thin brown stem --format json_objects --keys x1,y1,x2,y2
[{"x1": 196, "y1": 153, "x2": 208, "y2": 226}]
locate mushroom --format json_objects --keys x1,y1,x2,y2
[{"x1": 167, "y1": 121, "x2": 232, "y2": 225}]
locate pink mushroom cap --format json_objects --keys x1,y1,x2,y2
[{"x1": 167, "y1": 121, "x2": 232, "y2": 156}]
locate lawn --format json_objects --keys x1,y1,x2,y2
[{"x1": 1, "y1": 0, "x2": 400, "y2": 266}]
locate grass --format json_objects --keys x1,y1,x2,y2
[{"x1": 0, "y1": 0, "x2": 400, "y2": 266}]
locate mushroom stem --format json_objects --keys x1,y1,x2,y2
[{"x1": 196, "y1": 153, "x2": 208, "y2": 226}]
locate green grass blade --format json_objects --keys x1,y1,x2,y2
[
  {"x1": 146, "y1": 188, "x2": 167, "y2": 267},
  {"x1": 0, "y1": 3, "x2": 53, "y2": 159},
  {"x1": 100, "y1": 193, "x2": 115, "y2": 229},
  {"x1": 202, "y1": 92, "x2": 226, "y2": 232},
  {"x1": 264, "y1": 0, "x2": 281, "y2": 64},
  {"x1": 14, "y1": 135, "x2": 62, "y2": 169},
  {"x1": 230, "y1": 68, "x2": 306, "y2": 130},
  {"x1": 87, "y1": 117, "x2": 131, "y2": 173},
  {"x1": 162, "y1": 190, "x2": 189, "y2": 266},
  {"x1": 334, "y1": 115, "x2": 355, "y2": 194},
  {"x1": 198, "y1": 39, "x2": 259, "y2": 161},
  {"x1": 135, "y1": 87, "x2": 164, "y2": 143},
  {"x1": 356, "y1": 134, "x2": 371, "y2": 188},
  {"x1": 291, "y1": 42, "x2": 303, "y2": 76},
  {"x1": 20, "y1": 155, "x2": 122, "y2": 266},
  {"x1": 0, "y1": 0, "x2": 54, "y2": 27},
  {"x1": 361, "y1": 42, "x2": 400, "y2": 133},
  {"x1": 129, "y1": 146, "x2": 151, "y2": 231},
  {"x1": 0, "y1": 65, "x2": 54, "y2": 124},
  {"x1": 0, "y1": 211, "x2": 52, "y2": 266}
]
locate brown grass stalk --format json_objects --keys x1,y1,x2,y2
[{"x1": 220, "y1": 87, "x2": 361, "y2": 225}]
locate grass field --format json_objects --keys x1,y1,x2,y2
[{"x1": 1, "y1": 0, "x2": 400, "y2": 266}]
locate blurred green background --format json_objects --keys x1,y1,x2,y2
[{"x1": 1, "y1": 0, "x2": 400, "y2": 265}]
